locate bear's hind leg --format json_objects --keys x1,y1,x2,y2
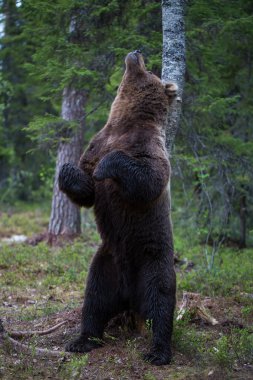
[
  {"x1": 66, "y1": 246, "x2": 122, "y2": 353},
  {"x1": 137, "y1": 258, "x2": 176, "y2": 365}
]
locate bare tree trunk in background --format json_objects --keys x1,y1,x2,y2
[
  {"x1": 162, "y1": 0, "x2": 186, "y2": 155},
  {"x1": 48, "y1": 88, "x2": 86, "y2": 243},
  {"x1": 239, "y1": 193, "x2": 247, "y2": 248},
  {"x1": 162, "y1": 0, "x2": 186, "y2": 252}
]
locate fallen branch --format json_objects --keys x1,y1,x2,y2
[
  {"x1": 0, "y1": 319, "x2": 71, "y2": 358},
  {"x1": 8, "y1": 320, "x2": 67, "y2": 338},
  {"x1": 177, "y1": 292, "x2": 219, "y2": 326}
]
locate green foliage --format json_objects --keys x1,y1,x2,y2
[
  {"x1": 0, "y1": 205, "x2": 252, "y2": 378},
  {"x1": 173, "y1": 317, "x2": 207, "y2": 359},
  {"x1": 173, "y1": 315, "x2": 253, "y2": 369},
  {"x1": 210, "y1": 329, "x2": 253, "y2": 367},
  {"x1": 0, "y1": 208, "x2": 98, "y2": 321},
  {"x1": 0, "y1": 0, "x2": 252, "y2": 257},
  {"x1": 25, "y1": 115, "x2": 79, "y2": 150},
  {"x1": 172, "y1": 0, "x2": 253, "y2": 252},
  {"x1": 0, "y1": 0, "x2": 56, "y2": 203},
  {"x1": 177, "y1": 246, "x2": 253, "y2": 296},
  {"x1": 0, "y1": 0, "x2": 163, "y2": 204},
  {"x1": 62, "y1": 355, "x2": 89, "y2": 379},
  {"x1": 143, "y1": 372, "x2": 157, "y2": 380}
]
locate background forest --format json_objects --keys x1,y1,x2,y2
[
  {"x1": 0, "y1": 1, "x2": 252, "y2": 379},
  {"x1": 1, "y1": 0, "x2": 253, "y2": 248}
]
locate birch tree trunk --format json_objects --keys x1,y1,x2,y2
[
  {"x1": 161, "y1": 0, "x2": 186, "y2": 253},
  {"x1": 48, "y1": 87, "x2": 86, "y2": 243},
  {"x1": 162, "y1": 0, "x2": 186, "y2": 155}
]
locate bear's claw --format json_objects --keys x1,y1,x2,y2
[
  {"x1": 143, "y1": 349, "x2": 172, "y2": 366},
  {"x1": 165, "y1": 82, "x2": 178, "y2": 97},
  {"x1": 65, "y1": 336, "x2": 102, "y2": 353}
]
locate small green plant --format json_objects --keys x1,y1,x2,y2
[
  {"x1": 126, "y1": 338, "x2": 140, "y2": 362},
  {"x1": 211, "y1": 335, "x2": 231, "y2": 366},
  {"x1": 210, "y1": 328, "x2": 253, "y2": 368},
  {"x1": 62, "y1": 355, "x2": 89, "y2": 379},
  {"x1": 230, "y1": 328, "x2": 253, "y2": 365},
  {"x1": 173, "y1": 317, "x2": 207, "y2": 359},
  {"x1": 242, "y1": 305, "x2": 253, "y2": 317},
  {"x1": 145, "y1": 318, "x2": 153, "y2": 331},
  {"x1": 144, "y1": 371, "x2": 157, "y2": 380},
  {"x1": 145, "y1": 318, "x2": 153, "y2": 341},
  {"x1": 88, "y1": 336, "x2": 105, "y2": 346},
  {"x1": 104, "y1": 332, "x2": 118, "y2": 341}
]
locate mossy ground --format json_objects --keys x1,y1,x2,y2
[{"x1": 0, "y1": 204, "x2": 252, "y2": 379}]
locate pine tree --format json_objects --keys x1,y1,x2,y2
[
  {"x1": 48, "y1": 11, "x2": 87, "y2": 240},
  {"x1": 176, "y1": 0, "x2": 253, "y2": 249},
  {"x1": 21, "y1": 0, "x2": 144, "y2": 238},
  {"x1": 0, "y1": 0, "x2": 53, "y2": 202}
]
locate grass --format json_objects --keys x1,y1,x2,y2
[
  {"x1": 174, "y1": 221, "x2": 253, "y2": 296},
  {"x1": 177, "y1": 247, "x2": 253, "y2": 296},
  {"x1": 173, "y1": 315, "x2": 253, "y2": 368},
  {"x1": 0, "y1": 240, "x2": 97, "y2": 322},
  {"x1": 62, "y1": 355, "x2": 89, "y2": 379},
  {"x1": 0, "y1": 203, "x2": 252, "y2": 379}
]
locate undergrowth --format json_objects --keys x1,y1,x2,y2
[{"x1": 0, "y1": 204, "x2": 252, "y2": 379}]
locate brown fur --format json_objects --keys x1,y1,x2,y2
[
  {"x1": 79, "y1": 53, "x2": 176, "y2": 174},
  {"x1": 58, "y1": 51, "x2": 177, "y2": 365}
]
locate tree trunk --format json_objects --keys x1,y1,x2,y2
[
  {"x1": 48, "y1": 87, "x2": 86, "y2": 243},
  {"x1": 162, "y1": 0, "x2": 186, "y2": 155},
  {"x1": 161, "y1": 0, "x2": 186, "y2": 254},
  {"x1": 239, "y1": 193, "x2": 247, "y2": 249}
]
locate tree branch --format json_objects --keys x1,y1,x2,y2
[{"x1": 0, "y1": 319, "x2": 71, "y2": 358}]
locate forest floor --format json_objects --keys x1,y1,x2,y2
[{"x1": 0, "y1": 204, "x2": 252, "y2": 380}]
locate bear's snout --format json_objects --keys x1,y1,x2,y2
[{"x1": 126, "y1": 51, "x2": 138, "y2": 64}]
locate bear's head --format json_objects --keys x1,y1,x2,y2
[{"x1": 111, "y1": 51, "x2": 177, "y2": 126}]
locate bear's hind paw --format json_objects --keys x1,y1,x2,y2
[
  {"x1": 143, "y1": 349, "x2": 172, "y2": 366},
  {"x1": 65, "y1": 335, "x2": 102, "y2": 353}
]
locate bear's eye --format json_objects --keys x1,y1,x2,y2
[{"x1": 148, "y1": 71, "x2": 153, "y2": 75}]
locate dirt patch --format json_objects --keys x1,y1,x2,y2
[{"x1": 1, "y1": 298, "x2": 252, "y2": 380}]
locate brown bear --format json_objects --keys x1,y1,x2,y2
[{"x1": 58, "y1": 50, "x2": 177, "y2": 365}]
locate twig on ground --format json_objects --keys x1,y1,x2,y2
[
  {"x1": 8, "y1": 320, "x2": 67, "y2": 338},
  {"x1": 0, "y1": 319, "x2": 71, "y2": 358}
]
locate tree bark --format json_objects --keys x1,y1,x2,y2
[
  {"x1": 162, "y1": 0, "x2": 186, "y2": 155},
  {"x1": 161, "y1": 0, "x2": 186, "y2": 254},
  {"x1": 48, "y1": 87, "x2": 86, "y2": 242},
  {"x1": 239, "y1": 193, "x2": 247, "y2": 249}
]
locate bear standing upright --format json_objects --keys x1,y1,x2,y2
[{"x1": 59, "y1": 51, "x2": 177, "y2": 365}]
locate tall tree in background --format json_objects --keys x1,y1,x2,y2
[
  {"x1": 48, "y1": 88, "x2": 86, "y2": 240},
  {"x1": 48, "y1": 13, "x2": 87, "y2": 240},
  {"x1": 0, "y1": 0, "x2": 29, "y2": 196},
  {"x1": 162, "y1": 0, "x2": 186, "y2": 155},
  {"x1": 22, "y1": 0, "x2": 140, "y2": 240},
  {"x1": 0, "y1": 0, "x2": 54, "y2": 202},
  {"x1": 179, "y1": 0, "x2": 253, "y2": 252},
  {"x1": 1, "y1": 0, "x2": 251, "y2": 250},
  {"x1": 161, "y1": 0, "x2": 186, "y2": 254},
  {"x1": 47, "y1": 1, "x2": 134, "y2": 240}
]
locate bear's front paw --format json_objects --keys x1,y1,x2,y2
[
  {"x1": 58, "y1": 163, "x2": 76, "y2": 192},
  {"x1": 165, "y1": 82, "x2": 178, "y2": 98},
  {"x1": 93, "y1": 152, "x2": 119, "y2": 181},
  {"x1": 143, "y1": 348, "x2": 172, "y2": 366},
  {"x1": 65, "y1": 335, "x2": 102, "y2": 353},
  {"x1": 93, "y1": 163, "x2": 107, "y2": 181}
]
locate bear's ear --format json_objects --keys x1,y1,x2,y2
[{"x1": 164, "y1": 82, "x2": 178, "y2": 98}]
